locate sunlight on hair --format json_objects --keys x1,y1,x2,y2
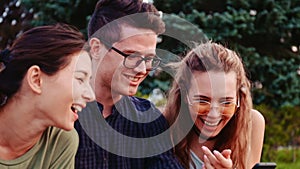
[{"x1": 143, "y1": 0, "x2": 153, "y2": 4}]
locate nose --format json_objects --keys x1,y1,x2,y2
[
  {"x1": 207, "y1": 106, "x2": 221, "y2": 117},
  {"x1": 133, "y1": 60, "x2": 147, "y2": 73},
  {"x1": 83, "y1": 83, "x2": 96, "y2": 102}
]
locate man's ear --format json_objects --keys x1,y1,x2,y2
[
  {"x1": 26, "y1": 65, "x2": 43, "y2": 94},
  {"x1": 89, "y1": 37, "x2": 105, "y2": 59}
]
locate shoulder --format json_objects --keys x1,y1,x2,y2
[
  {"x1": 251, "y1": 109, "x2": 265, "y2": 129},
  {"x1": 128, "y1": 96, "x2": 170, "y2": 133},
  {"x1": 47, "y1": 127, "x2": 79, "y2": 140},
  {"x1": 46, "y1": 127, "x2": 79, "y2": 153},
  {"x1": 129, "y1": 96, "x2": 153, "y2": 108},
  {"x1": 250, "y1": 109, "x2": 265, "y2": 140},
  {"x1": 128, "y1": 96, "x2": 162, "y2": 116},
  {"x1": 43, "y1": 127, "x2": 78, "y2": 168},
  {"x1": 249, "y1": 109, "x2": 265, "y2": 167}
]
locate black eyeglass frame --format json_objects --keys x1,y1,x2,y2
[{"x1": 99, "y1": 38, "x2": 161, "y2": 71}]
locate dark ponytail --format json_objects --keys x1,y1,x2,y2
[{"x1": 0, "y1": 23, "x2": 87, "y2": 107}]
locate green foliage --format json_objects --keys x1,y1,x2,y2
[
  {"x1": 134, "y1": 91, "x2": 148, "y2": 99},
  {"x1": 276, "y1": 148, "x2": 300, "y2": 168},
  {"x1": 22, "y1": 0, "x2": 79, "y2": 25},
  {"x1": 276, "y1": 148, "x2": 295, "y2": 163},
  {"x1": 22, "y1": 0, "x2": 97, "y2": 35},
  {"x1": 0, "y1": 0, "x2": 98, "y2": 48},
  {"x1": 0, "y1": 0, "x2": 33, "y2": 49},
  {"x1": 139, "y1": 73, "x2": 171, "y2": 95},
  {"x1": 1, "y1": 0, "x2": 299, "y2": 162},
  {"x1": 2, "y1": 0, "x2": 299, "y2": 108},
  {"x1": 154, "y1": 0, "x2": 300, "y2": 108},
  {"x1": 240, "y1": 47, "x2": 300, "y2": 107},
  {"x1": 255, "y1": 104, "x2": 300, "y2": 162},
  {"x1": 155, "y1": 98, "x2": 167, "y2": 107}
]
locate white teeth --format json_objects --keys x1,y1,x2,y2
[
  {"x1": 204, "y1": 120, "x2": 220, "y2": 127},
  {"x1": 72, "y1": 105, "x2": 82, "y2": 112},
  {"x1": 127, "y1": 76, "x2": 139, "y2": 81}
]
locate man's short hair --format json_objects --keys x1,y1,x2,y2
[{"x1": 88, "y1": 0, "x2": 165, "y2": 44}]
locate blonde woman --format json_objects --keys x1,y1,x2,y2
[{"x1": 164, "y1": 41, "x2": 265, "y2": 169}]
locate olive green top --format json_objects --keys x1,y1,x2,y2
[{"x1": 0, "y1": 127, "x2": 79, "y2": 169}]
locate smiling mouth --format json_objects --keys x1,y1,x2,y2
[
  {"x1": 125, "y1": 75, "x2": 141, "y2": 82},
  {"x1": 71, "y1": 104, "x2": 83, "y2": 113},
  {"x1": 201, "y1": 119, "x2": 221, "y2": 127}
]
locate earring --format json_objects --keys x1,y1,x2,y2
[{"x1": 0, "y1": 94, "x2": 8, "y2": 106}]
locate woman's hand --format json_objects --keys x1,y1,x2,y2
[{"x1": 202, "y1": 146, "x2": 233, "y2": 169}]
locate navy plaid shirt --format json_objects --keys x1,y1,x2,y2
[{"x1": 75, "y1": 96, "x2": 183, "y2": 169}]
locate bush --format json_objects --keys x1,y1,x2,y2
[
  {"x1": 276, "y1": 148, "x2": 300, "y2": 168},
  {"x1": 255, "y1": 104, "x2": 300, "y2": 162}
]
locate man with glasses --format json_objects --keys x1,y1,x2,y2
[
  {"x1": 99, "y1": 38, "x2": 162, "y2": 72},
  {"x1": 74, "y1": 0, "x2": 184, "y2": 168}
]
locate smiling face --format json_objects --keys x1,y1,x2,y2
[
  {"x1": 188, "y1": 71, "x2": 238, "y2": 139},
  {"x1": 71, "y1": 51, "x2": 96, "y2": 113},
  {"x1": 93, "y1": 26, "x2": 157, "y2": 99},
  {"x1": 40, "y1": 51, "x2": 95, "y2": 131}
]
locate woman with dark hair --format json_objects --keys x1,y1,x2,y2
[
  {"x1": 164, "y1": 41, "x2": 265, "y2": 169},
  {"x1": 0, "y1": 24, "x2": 95, "y2": 168}
]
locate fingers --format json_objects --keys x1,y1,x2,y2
[
  {"x1": 203, "y1": 154, "x2": 213, "y2": 169},
  {"x1": 221, "y1": 149, "x2": 231, "y2": 159},
  {"x1": 214, "y1": 150, "x2": 232, "y2": 167},
  {"x1": 202, "y1": 146, "x2": 233, "y2": 169},
  {"x1": 202, "y1": 146, "x2": 218, "y2": 163}
]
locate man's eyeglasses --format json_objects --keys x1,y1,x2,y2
[
  {"x1": 100, "y1": 39, "x2": 161, "y2": 71},
  {"x1": 187, "y1": 96, "x2": 240, "y2": 116}
]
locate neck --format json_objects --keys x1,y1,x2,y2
[
  {"x1": 96, "y1": 91, "x2": 123, "y2": 118},
  {"x1": 0, "y1": 101, "x2": 45, "y2": 160},
  {"x1": 193, "y1": 125, "x2": 219, "y2": 141},
  {"x1": 190, "y1": 127, "x2": 216, "y2": 162}
]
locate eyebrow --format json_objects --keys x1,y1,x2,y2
[
  {"x1": 75, "y1": 70, "x2": 93, "y2": 80},
  {"x1": 99, "y1": 38, "x2": 156, "y2": 57},
  {"x1": 122, "y1": 49, "x2": 156, "y2": 57},
  {"x1": 192, "y1": 95, "x2": 235, "y2": 100},
  {"x1": 75, "y1": 70, "x2": 88, "y2": 76},
  {"x1": 192, "y1": 95, "x2": 210, "y2": 100}
]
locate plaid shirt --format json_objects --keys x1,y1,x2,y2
[{"x1": 75, "y1": 96, "x2": 183, "y2": 169}]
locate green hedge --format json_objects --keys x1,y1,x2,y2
[{"x1": 255, "y1": 104, "x2": 300, "y2": 162}]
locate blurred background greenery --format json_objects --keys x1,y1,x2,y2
[{"x1": 0, "y1": 0, "x2": 299, "y2": 167}]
